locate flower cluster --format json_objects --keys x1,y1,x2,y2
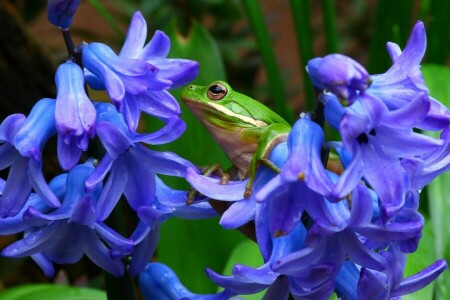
[
  {"x1": 1, "y1": 3, "x2": 448, "y2": 300},
  {"x1": 0, "y1": 10, "x2": 216, "y2": 277},
  {"x1": 141, "y1": 21, "x2": 449, "y2": 299}
]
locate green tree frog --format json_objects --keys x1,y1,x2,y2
[{"x1": 181, "y1": 81, "x2": 291, "y2": 198}]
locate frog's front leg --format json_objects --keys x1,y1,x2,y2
[{"x1": 244, "y1": 123, "x2": 290, "y2": 198}]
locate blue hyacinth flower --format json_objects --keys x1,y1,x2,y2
[{"x1": 55, "y1": 61, "x2": 96, "y2": 170}]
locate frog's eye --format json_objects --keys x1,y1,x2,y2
[{"x1": 207, "y1": 83, "x2": 227, "y2": 100}]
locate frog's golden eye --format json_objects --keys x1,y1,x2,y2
[{"x1": 207, "y1": 83, "x2": 227, "y2": 100}]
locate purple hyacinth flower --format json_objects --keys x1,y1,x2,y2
[
  {"x1": 139, "y1": 262, "x2": 234, "y2": 300},
  {"x1": 2, "y1": 161, "x2": 134, "y2": 277},
  {"x1": 55, "y1": 61, "x2": 96, "y2": 170},
  {"x1": 47, "y1": 0, "x2": 81, "y2": 29},
  {"x1": 370, "y1": 21, "x2": 450, "y2": 131},
  {"x1": 0, "y1": 99, "x2": 60, "y2": 217},
  {"x1": 255, "y1": 116, "x2": 334, "y2": 236},
  {"x1": 326, "y1": 92, "x2": 443, "y2": 221},
  {"x1": 206, "y1": 223, "x2": 307, "y2": 298},
  {"x1": 83, "y1": 11, "x2": 198, "y2": 131},
  {"x1": 356, "y1": 247, "x2": 447, "y2": 299},
  {"x1": 85, "y1": 103, "x2": 195, "y2": 222},
  {"x1": 307, "y1": 54, "x2": 371, "y2": 103}
]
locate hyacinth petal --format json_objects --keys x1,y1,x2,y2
[
  {"x1": 137, "y1": 90, "x2": 181, "y2": 117},
  {"x1": 421, "y1": 97, "x2": 450, "y2": 130},
  {"x1": 382, "y1": 92, "x2": 429, "y2": 128},
  {"x1": 68, "y1": 195, "x2": 96, "y2": 228},
  {"x1": 96, "y1": 162, "x2": 128, "y2": 221},
  {"x1": 381, "y1": 21, "x2": 426, "y2": 83},
  {"x1": 269, "y1": 183, "x2": 304, "y2": 236},
  {"x1": 85, "y1": 153, "x2": 113, "y2": 192},
  {"x1": 55, "y1": 61, "x2": 96, "y2": 140},
  {"x1": 186, "y1": 168, "x2": 247, "y2": 201},
  {"x1": 137, "y1": 144, "x2": 195, "y2": 177},
  {"x1": 153, "y1": 177, "x2": 213, "y2": 220},
  {"x1": 95, "y1": 223, "x2": 134, "y2": 255},
  {"x1": 57, "y1": 135, "x2": 83, "y2": 170},
  {"x1": 28, "y1": 160, "x2": 61, "y2": 208},
  {"x1": 151, "y1": 59, "x2": 199, "y2": 88},
  {"x1": 392, "y1": 259, "x2": 447, "y2": 297},
  {"x1": 120, "y1": 149, "x2": 160, "y2": 210},
  {"x1": 84, "y1": 231, "x2": 125, "y2": 276},
  {"x1": 133, "y1": 117, "x2": 186, "y2": 145},
  {"x1": 14, "y1": 99, "x2": 57, "y2": 161},
  {"x1": 119, "y1": 11, "x2": 147, "y2": 59},
  {"x1": 331, "y1": 149, "x2": 365, "y2": 199},
  {"x1": 121, "y1": 94, "x2": 141, "y2": 131},
  {"x1": 138, "y1": 206, "x2": 172, "y2": 228},
  {"x1": 232, "y1": 264, "x2": 278, "y2": 285},
  {"x1": 355, "y1": 208, "x2": 423, "y2": 243},
  {"x1": 139, "y1": 30, "x2": 171, "y2": 60},
  {"x1": 347, "y1": 182, "x2": 374, "y2": 227},
  {"x1": 205, "y1": 268, "x2": 267, "y2": 294},
  {"x1": 0, "y1": 114, "x2": 25, "y2": 143},
  {"x1": 32, "y1": 253, "x2": 55, "y2": 277},
  {"x1": 96, "y1": 121, "x2": 133, "y2": 159},
  {"x1": 2, "y1": 222, "x2": 60, "y2": 257},
  {"x1": 0, "y1": 156, "x2": 32, "y2": 217},
  {"x1": 47, "y1": 0, "x2": 81, "y2": 28},
  {"x1": 255, "y1": 201, "x2": 272, "y2": 262},
  {"x1": 220, "y1": 199, "x2": 255, "y2": 229},
  {"x1": 129, "y1": 225, "x2": 160, "y2": 276},
  {"x1": 138, "y1": 262, "x2": 226, "y2": 300},
  {"x1": 339, "y1": 229, "x2": 386, "y2": 271},
  {"x1": 361, "y1": 146, "x2": 405, "y2": 220},
  {"x1": 283, "y1": 118, "x2": 333, "y2": 196},
  {"x1": 272, "y1": 246, "x2": 324, "y2": 274},
  {"x1": 290, "y1": 279, "x2": 335, "y2": 299},
  {"x1": 386, "y1": 42, "x2": 402, "y2": 62}
]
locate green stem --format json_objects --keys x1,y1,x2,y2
[
  {"x1": 321, "y1": 0, "x2": 338, "y2": 53},
  {"x1": 289, "y1": 0, "x2": 315, "y2": 111},
  {"x1": 105, "y1": 269, "x2": 137, "y2": 300},
  {"x1": 241, "y1": 0, "x2": 294, "y2": 123}
]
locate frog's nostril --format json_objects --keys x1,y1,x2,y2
[{"x1": 189, "y1": 85, "x2": 193, "y2": 89}]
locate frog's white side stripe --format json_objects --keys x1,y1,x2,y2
[{"x1": 207, "y1": 102, "x2": 268, "y2": 127}]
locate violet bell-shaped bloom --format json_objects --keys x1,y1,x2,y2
[
  {"x1": 83, "y1": 11, "x2": 198, "y2": 131},
  {"x1": 324, "y1": 92, "x2": 443, "y2": 222},
  {"x1": 47, "y1": 0, "x2": 81, "y2": 29},
  {"x1": 2, "y1": 161, "x2": 134, "y2": 277},
  {"x1": 0, "y1": 99, "x2": 60, "y2": 218},
  {"x1": 139, "y1": 262, "x2": 234, "y2": 300},
  {"x1": 307, "y1": 54, "x2": 371, "y2": 103},
  {"x1": 55, "y1": 61, "x2": 96, "y2": 170},
  {"x1": 255, "y1": 115, "x2": 334, "y2": 237},
  {"x1": 85, "y1": 102, "x2": 195, "y2": 221},
  {"x1": 369, "y1": 21, "x2": 450, "y2": 131}
]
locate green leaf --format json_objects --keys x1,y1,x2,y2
[
  {"x1": 421, "y1": 64, "x2": 450, "y2": 299},
  {"x1": 0, "y1": 284, "x2": 106, "y2": 300},
  {"x1": 219, "y1": 239, "x2": 265, "y2": 299}
]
